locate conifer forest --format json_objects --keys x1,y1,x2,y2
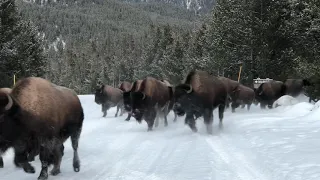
[{"x1": 1, "y1": 0, "x2": 319, "y2": 100}]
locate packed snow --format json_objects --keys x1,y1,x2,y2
[{"x1": 1, "y1": 94, "x2": 320, "y2": 180}]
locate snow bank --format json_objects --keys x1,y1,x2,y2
[
  {"x1": 272, "y1": 95, "x2": 299, "y2": 108},
  {"x1": 311, "y1": 100, "x2": 320, "y2": 111}
]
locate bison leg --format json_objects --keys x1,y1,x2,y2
[
  {"x1": 204, "y1": 109, "x2": 213, "y2": 135},
  {"x1": 231, "y1": 102, "x2": 239, "y2": 113},
  {"x1": 71, "y1": 126, "x2": 82, "y2": 172},
  {"x1": 186, "y1": 112, "x2": 197, "y2": 133},
  {"x1": 50, "y1": 144, "x2": 63, "y2": 176},
  {"x1": 125, "y1": 113, "x2": 131, "y2": 121},
  {"x1": 218, "y1": 104, "x2": 225, "y2": 124},
  {"x1": 154, "y1": 113, "x2": 160, "y2": 128},
  {"x1": 115, "y1": 105, "x2": 120, "y2": 117},
  {"x1": 247, "y1": 104, "x2": 251, "y2": 111},
  {"x1": 38, "y1": 145, "x2": 51, "y2": 180},
  {"x1": 13, "y1": 141, "x2": 35, "y2": 174},
  {"x1": 164, "y1": 113, "x2": 168, "y2": 127},
  {"x1": 241, "y1": 104, "x2": 245, "y2": 108},
  {"x1": 0, "y1": 157, "x2": 3, "y2": 168},
  {"x1": 145, "y1": 110, "x2": 157, "y2": 131},
  {"x1": 102, "y1": 104, "x2": 107, "y2": 117},
  {"x1": 173, "y1": 112, "x2": 177, "y2": 122},
  {"x1": 260, "y1": 102, "x2": 266, "y2": 109},
  {"x1": 120, "y1": 106, "x2": 125, "y2": 116}
]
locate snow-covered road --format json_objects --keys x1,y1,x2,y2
[{"x1": 2, "y1": 95, "x2": 320, "y2": 180}]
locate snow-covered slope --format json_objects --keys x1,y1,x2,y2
[{"x1": 2, "y1": 95, "x2": 320, "y2": 180}]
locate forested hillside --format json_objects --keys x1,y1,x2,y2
[
  {"x1": 1, "y1": 0, "x2": 204, "y2": 93},
  {"x1": 1, "y1": 0, "x2": 319, "y2": 100}
]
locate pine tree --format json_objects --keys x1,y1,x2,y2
[{"x1": 0, "y1": 0, "x2": 46, "y2": 87}]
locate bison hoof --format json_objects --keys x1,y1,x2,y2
[
  {"x1": 23, "y1": 164, "x2": 36, "y2": 174},
  {"x1": 38, "y1": 173, "x2": 48, "y2": 180},
  {"x1": 50, "y1": 168, "x2": 61, "y2": 176},
  {"x1": 0, "y1": 162, "x2": 3, "y2": 168},
  {"x1": 125, "y1": 118, "x2": 130, "y2": 121},
  {"x1": 73, "y1": 161, "x2": 80, "y2": 172},
  {"x1": 74, "y1": 167, "x2": 80, "y2": 172}
]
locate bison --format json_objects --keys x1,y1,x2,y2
[
  {"x1": 122, "y1": 80, "x2": 143, "y2": 121},
  {"x1": 95, "y1": 84, "x2": 124, "y2": 118},
  {"x1": 217, "y1": 76, "x2": 241, "y2": 112},
  {"x1": 0, "y1": 77, "x2": 84, "y2": 180},
  {"x1": 129, "y1": 77, "x2": 173, "y2": 131},
  {"x1": 230, "y1": 84, "x2": 255, "y2": 111},
  {"x1": 284, "y1": 78, "x2": 311, "y2": 97},
  {"x1": 160, "y1": 79, "x2": 177, "y2": 122},
  {"x1": 255, "y1": 80, "x2": 286, "y2": 109},
  {"x1": 173, "y1": 70, "x2": 227, "y2": 134}
]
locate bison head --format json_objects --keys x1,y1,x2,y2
[
  {"x1": 130, "y1": 92, "x2": 147, "y2": 122},
  {"x1": 123, "y1": 91, "x2": 132, "y2": 112},
  {"x1": 172, "y1": 84, "x2": 193, "y2": 116},
  {"x1": 94, "y1": 85, "x2": 106, "y2": 105},
  {"x1": 0, "y1": 91, "x2": 18, "y2": 153}
]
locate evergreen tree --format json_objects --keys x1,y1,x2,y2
[{"x1": 0, "y1": 0, "x2": 45, "y2": 87}]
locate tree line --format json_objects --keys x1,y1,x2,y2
[{"x1": 0, "y1": 0, "x2": 319, "y2": 100}]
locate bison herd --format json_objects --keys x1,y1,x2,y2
[
  {"x1": 94, "y1": 70, "x2": 311, "y2": 134},
  {"x1": 0, "y1": 70, "x2": 312, "y2": 180}
]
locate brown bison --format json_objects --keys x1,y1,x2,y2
[
  {"x1": 284, "y1": 79, "x2": 311, "y2": 97},
  {"x1": 95, "y1": 84, "x2": 124, "y2": 118},
  {"x1": 230, "y1": 84, "x2": 255, "y2": 111},
  {"x1": 0, "y1": 77, "x2": 84, "y2": 180},
  {"x1": 173, "y1": 70, "x2": 227, "y2": 134},
  {"x1": 129, "y1": 77, "x2": 173, "y2": 131},
  {"x1": 160, "y1": 79, "x2": 177, "y2": 122},
  {"x1": 255, "y1": 80, "x2": 286, "y2": 109},
  {"x1": 218, "y1": 76, "x2": 241, "y2": 112},
  {"x1": 122, "y1": 80, "x2": 143, "y2": 121}
]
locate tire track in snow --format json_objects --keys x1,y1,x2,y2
[{"x1": 204, "y1": 134, "x2": 270, "y2": 180}]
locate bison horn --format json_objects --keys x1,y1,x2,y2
[
  {"x1": 5, "y1": 94, "x2": 13, "y2": 111},
  {"x1": 142, "y1": 93, "x2": 146, "y2": 100},
  {"x1": 186, "y1": 84, "x2": 192, "y2": 94}
]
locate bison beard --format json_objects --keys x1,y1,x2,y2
[
  {"x1": 0, "y1": 77, "x2": 84, "y2": 180},
  {"x1": 173, "y1": 70, "x2": 227, "y2": 134}
]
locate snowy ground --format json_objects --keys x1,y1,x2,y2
[{"x1": 2, "y1": 95, "x2": 320, "y2": 180}]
